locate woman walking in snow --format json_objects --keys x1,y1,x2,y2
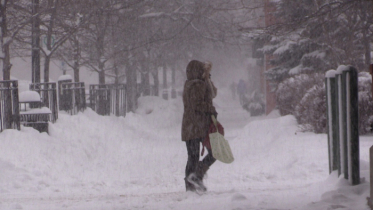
[{"x1": 181, "y1": 60, "x2": 217, "y2": 192}]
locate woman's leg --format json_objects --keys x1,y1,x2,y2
[
  {"x1": 185, "y1": 139, "x2": 200, "y2": 191},
  {"x1": 188, "y1": 146, "x2": 215, "y2": 192},
  {"x1": 201, "y1": 148, "x2": 216, "y2": 168},
  {"x1": 194, "y1": 147, "x2": 216, "y2": 183}
]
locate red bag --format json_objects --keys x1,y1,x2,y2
[{"x1": 201, "y1": 118, "x2": 224, "y2": 156}]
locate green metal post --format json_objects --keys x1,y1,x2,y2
[
  {"x1": 325, "y1": 70, "x2": 339, "y2": 173},
  {"x1": 344, "y1": 66, "x2": 360, "y2": 185}
]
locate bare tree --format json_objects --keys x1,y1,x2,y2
[
  {"x1": 55, "y1": 0, "x2": 95, "y2": 82},
  {"x1": 0, "y1": 0, "x2": 12, "y2": 80},
  {"x1": 39, "y1": 0, "x2": 89, "y2": 82},
  {"x1": 0, "y1": 0, "x2": 39, "y2": 80}
]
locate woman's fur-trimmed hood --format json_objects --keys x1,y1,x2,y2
[{"x1": 186, "y1": 60, "x2": 205, "y2": 81}]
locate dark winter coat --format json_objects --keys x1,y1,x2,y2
[{"x1": 181, "y1": 60, "x2": 217, "y2": 141}]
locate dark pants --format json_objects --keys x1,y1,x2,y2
[{"x1": 185, "y1": 138, "x2": 216, "y2": 179}]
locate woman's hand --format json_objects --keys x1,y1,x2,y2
[{"x1": 203, "y1": 62, "x2": 212, "y2": 80}]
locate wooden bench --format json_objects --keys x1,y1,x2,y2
[{"x1": 19, "y1": 91, "x2": 51, "y2": 133}]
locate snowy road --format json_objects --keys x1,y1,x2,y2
[{"x1": 0, "y1": 88, "x2": 371, "y2": 210}]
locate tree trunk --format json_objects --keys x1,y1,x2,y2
[
  {"x1": 98, "y1": 68, "x2": 105, "y2": 84},
  {"x1": 163, "y1": 64, "x2": 167, "y2": 89},
  {"x1": 96, "y1": 30, "x2": 106, "y2": 114},
  {"x1": 32, "y1": 0, "x2": 41, "y2": 83},
  {"x1": 361, "y1": 1, "x2": 371, "y2": 70},
  {"x1": 126, "y1": 65, "x2": 137, "y2": 112},
  {"x1": 0, "y1": 0, "x2": 13, "y2": 129},
  {"x1": 43, "y1": 0, "x2": 58, "y2": 83},
  {"x1": 44, "y1": 56, "x2": 50, "y2": 82},
  {"x1": 73, "y1": 38, "x2": 81, "y2": 112},
  {"x1": 171, "y1": 65, "x2": 176, "y2": 98},
  {"x1": 1, "y1": 37, "x2": 11, "y2": 81},
  {"x1": 140, "y1": 72, "x2": 144, "y2": 96},
  {"x1": 97, "y1": 36, "x2": 105, "y2": 85},
  {"x1": 139, "y1": 61, "x2": 150, "y2": 96},
  {"x1": 73, "y1": 38, "x2": 80, "y2": 82},
  {"x1": 43, "y1": 56, "x2": 51, "y2": 106},
  {"x1": 73, "y1": 61, "x2": 79, "y2": 82},
  {"x1": 153, "y1": 67, "x2": 159, "y2": 96},
  {"x1": 96, "y1": 70, "x2": 106, "y2": 115},
  {"x1": 363, "y1": 31, "x2": 371, "y2": 69},
  {"x1": 114, "y1": 74, "x2": 119, "y2": 116},
  {"x1": 0, "y1": 0, "x2": 11, "y2": 81},
  {"x1": 162, "y1": 64, "x2": 168, "y2": 100}
]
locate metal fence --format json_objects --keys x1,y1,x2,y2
[
  {"x1": 30, "y1": 82, "x2": 58, "y2": 123},
  {"x1": 89, "y1": 84, "x2": 127, "y2": 117},
  {"x1": 0, "y1": 80, "x2": 20, "y2": 132},
  {"x1": 59, "y1": 82, "x2": 86, "y2": 115}
]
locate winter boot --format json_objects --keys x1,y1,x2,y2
[
  {"x1": 184, "y1": 177, "x2": 196, "y2": 192},
  {"x1": 186, "y1": 173, "x2": 206, "y2": 192},
  {"x1": 187, "y1": 162, "x2": 210, "y2": 192}
]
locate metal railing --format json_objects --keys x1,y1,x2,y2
[
  {"x1": 60, "y1": 82, "x2": 86, "y2": 115},
  {"x1": 89, "y1": 84, "x2": 127, "y2": 117},
  {"x1": 0, "y1": 80, "x2": 20, "y2": 132},
  {"x1": 30, "y1": 82, "x2": 58, "y2": 123}
]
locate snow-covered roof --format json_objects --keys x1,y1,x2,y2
[
  {"x1": 58, "y1": 74, "x2": 73, "y2": 81},
  {"x1": 19, "y1": 90, "x2": 41, "y2": 102}
]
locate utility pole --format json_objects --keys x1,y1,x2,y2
[{"x1": 31, "y1": 0, "x2": 41, "y2": 83}]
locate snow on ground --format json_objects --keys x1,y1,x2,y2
[{"x1": 0, "y1": 87, "x2": 371, "y2": 210}]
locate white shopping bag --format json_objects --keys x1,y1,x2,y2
[{"x1": 209, "y1": 116, "x2": 234, "y2": 164}]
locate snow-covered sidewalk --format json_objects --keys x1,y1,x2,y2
[{"x1": 0, "y1": 88, "x2": 371, "y2": 210}]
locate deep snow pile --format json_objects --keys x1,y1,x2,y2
[{"x1": 0, "y1": 87, "x2": 371, "y2": 210}]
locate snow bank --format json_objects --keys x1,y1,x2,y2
[
  {"x1": 135, "y1": 96, "x2": 183, "y2": 130},
  {"x1": 224, "y1": 114, "x2": 328, "y2": 189},
  {"x1": 0, "y1": 86, "x2": 371, "y2": 210},
  {"x1": 302, "y1": 171, "x2": 370, "y2": 210}
]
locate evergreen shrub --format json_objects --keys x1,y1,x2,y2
[
  {"x1": 358, "y1": 72, "x2": 373, "y2": 134},
  {"x1": 276, "y1": 72, "x2": 373, "y2": 134}
]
